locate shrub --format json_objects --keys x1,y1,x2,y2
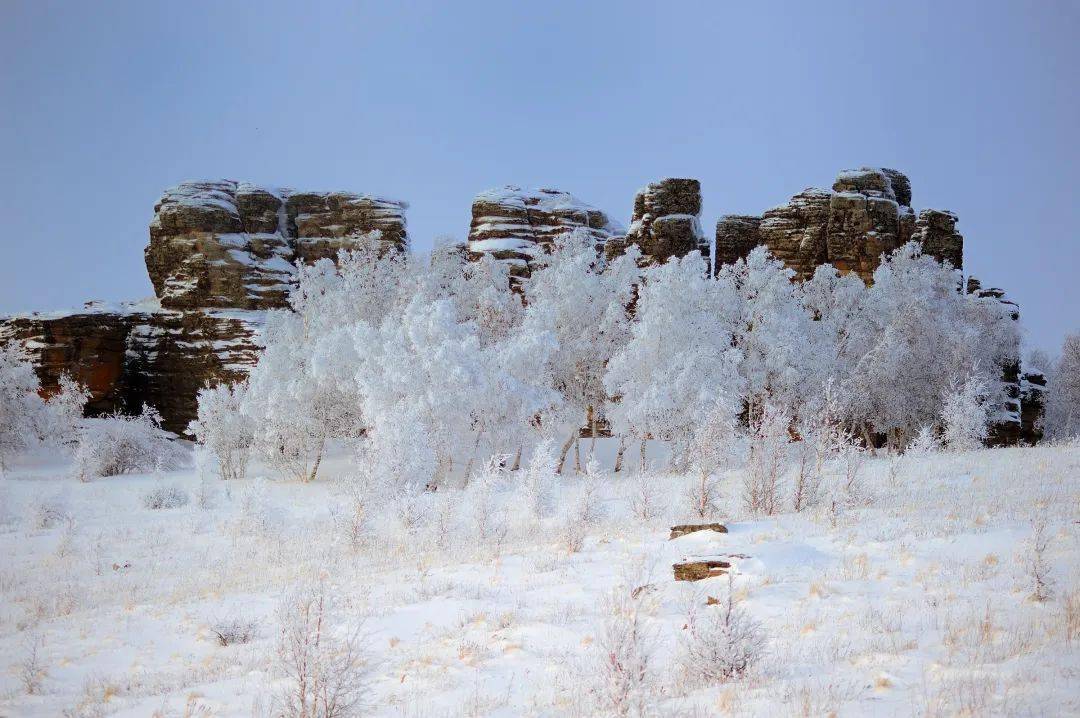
[
  {"x1": 190, "y1": 382, "x2": 254, "y2": 481},
  {"x1": 141, "y1": 484, "x2": 191, "y2": 510},
  {"x1": 209, "y1": 615, "x2": 260, "y2": 646},
  {"x1": 273, "y1": 581, "x2": 372, "y2": 717},
  {"x1": 679, "y1": 575, "x2": 766, "y2": 685},
  {"x1": 73, "y1": 408, "x2": 186, "y2": 481}
]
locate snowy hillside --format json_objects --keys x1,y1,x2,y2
[{"x1": 0, "y1": 440, "x2": 1076, "y2": 716}]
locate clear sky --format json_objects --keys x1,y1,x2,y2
[{"x1": 1, "y1": 1, "x2": 1076, "y2": 353}]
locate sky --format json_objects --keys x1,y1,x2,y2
[{"x1": 1, "y1": 1, "x2": 1077, "y2": 353}]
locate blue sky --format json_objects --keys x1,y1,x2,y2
[{"x1": 1, "y1": 1, "x2": 1076, "y2": 352}]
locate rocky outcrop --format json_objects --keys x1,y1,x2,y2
[
  {"x1": 147, "y1": 181, "x2": 406, "y2": 310},
  {"x1": 622, "y1": 179, "x2": 708, "y2": 266},
  {"x1": 712, "y1": 167, "x2": 966, "y2": 283},
  {"x1": 759, "y1": 189, "x2": 832, "y2": 280},
  {"x1": 913, "y1": 209, "x2": 964, "y2": 269},
  {"x1": 0, "y1": 302, "x2": 265, "y2": 434},
  {"x1": 825, "y1": 168, "x2": 914, "y2": 282},
  {"x1": 714, "y1": 216, "x2": 761, "y2": 268},
  {"x1": 1019, "y1": 371, "x2": 1047, "y2": 445},
  {"x1": 467, "y1": 187, "x2": 620, "y2": 281},
  {"x1": 3, "y1": 179, "x2": 404, "y2": 434}
]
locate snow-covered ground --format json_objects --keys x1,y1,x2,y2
[{"x1": 0, "y1": 441, "x2": 1077, "y2": 716}]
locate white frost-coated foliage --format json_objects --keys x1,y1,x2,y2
[
  {"x1": 0, "y1": 343, "x2": 88, "y2": 472},
  {"x1": 73, "y1": 408, "x2": 185, "y2": 481},
  {"x1": 604, "y1": 251, "x2": 743, "y2": 469},
  {"x1": 190, "y1": 382, "x2": 254, "y2": 481},
  {"x1": 679, "y1": 576, "x2": 766, "y2": 684},
  {"x1": 523, "y1": 232, "x2": 641, "y2": 446},
  {"x1": 846, "y1": 243, "x2": 1018, "y2": 448},
  {"x1": 0, "y1": 342, "x2": 47, "y2": 472},
  {"x1": 724, "y1": 248, "x2": 816, "y2": 419},
  {"x1": 1045, "y1": 332, "x2": 1080, "y2": 440},
  {"x1": 273, "y1": 581, "x2": 371, "y2": 718},
  {"x1": 941, "y1": 375, "x2": 991, "y2": 451}
]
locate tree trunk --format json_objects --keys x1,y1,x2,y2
[
  {"x1": 510, "y1": 445, "x2": 522, "y2": 472},
  {"x1": 307, "y1": 436, "x2": 326, "y2": 483},
  {"x1": 463, "y1": 429, "x2": 484, "y2": 482},
  {"x1": 556, "y1": 429, "x2": 577, "y2": 475},
  {"x1": 613, "y1": 436, "x2": 626, "y2": 473},
  {"x1": 639, "y1": 437, "x2": 648, "y2": 473}
]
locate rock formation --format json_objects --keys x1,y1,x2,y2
[
  {"x1": 2, "y1": 180, "x2": 405, "y2": 434},
  {"x1": 467, "y1": 186, "x2": 621, "y2": 281},
  {"x1": 713, "y1": 215, "x2": 761, "y2": 268},
  {"x1": 715, "y1": 167, "x2": 961, "y2": 282},
  {"x1": 1, "y1": 169, "x2": 1042, "y2": 444},
  {"x1": 147, "y1": 180, "x2": 407, "y2": 309},
  {"x1": 620, "y1": 179, "x2": 709, "y2": 266}
]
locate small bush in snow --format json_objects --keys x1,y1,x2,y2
[
  {"x1": 679, "y1": 575, "x2": 766, "y2": 685},
  {"x1": 273, "y1": 581, "x2": 372, "y2": 718},
  {"x1": 594, "y1": 589, "x2": 659, "y2": 717},
  {"x1": 30, "y1": 491, "x2": 70, "y2": 530},
  {"x1": 521, "y1": 439, "x2": 558, "y2": 521},
  {"x1": 73, "y1": 408, "x2": 186, "y2": 481},
  {"x1": 743, "y1": 404, "x2": 789, "y2": 516},
  {"x1": 141, "y1": 484, "x2": 191, "y2": 510},
  {"x1": 210, "y1": 615, "x2": 260, "y2": 646}
]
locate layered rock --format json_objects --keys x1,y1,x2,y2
[
  {"x1": 711, "y1": 167, "x2": 965, "y2": 283},
  {"x1": 467, "y1": 187, "x2": 620, "y2": 281},
  {"x1": 1019, "y1": 371, "x2": 1047, "y2": 445},
  {"x1": 3, "y1": 179, "x2": 405, "y2": 434},
  {"x1": 622, "y1": 179, "x2": 708, "y2": 266},
  {"x1": 0, "y1": 302, "x2": 265, "y2": 434},
  {"x1": 826, "y1": 168, "x2": 913, "y2": 282},
  {"x1": 913, "y1": 209, "x2": 964, "y2": 269},
  {"x1": 147, "y1": 180, "x2": 407, "y2": 309},
  {"x1": 758, "y1": 189, "x2": 832, "y2": 280},
  {"x1": 714, "y1": 215, "x2": 762, "y2": 268}
]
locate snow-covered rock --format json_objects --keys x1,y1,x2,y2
[
  {"x1": 467, "y1": 186, "x2": 621, "y2": 281},
  {"x1": 147, "y1": 180, "x2": 407, "y2": 310},
  {"x1": 619, "y1": 178, "x2": 709, "y2": 267}
]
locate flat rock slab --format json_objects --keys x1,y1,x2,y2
[
  {"x1": 669, "y1": 523, "x2": 728, "y2": 540},
  {"x1": 673, "y1": 559, "x2": 732, "y2": 581}
]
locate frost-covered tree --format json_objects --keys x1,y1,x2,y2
[
  {"x1": 723, "y1": 247, "x2": 816, "y2": 421},
  {"x1": 846, "y1": 243, "x2": 1018, "y2": 449},
  {"x1": 190, "y1": 381, "x2": 255, "y2": 480},
  {"x1": 524, "y1": 231, "x2": 641, "y2": 469},
  {"x1": 941, "y1": 375, "x2": 991, "y2": 451},
  {"x1": 0, "y1": 342, "x2": 46, "y2": 472},
  {"x1": 604, "y1": 252, "x2": 743, "y2": 469},
  {"x1": 1045, "y1": 332, "x2": 1080, "y2": 440}
]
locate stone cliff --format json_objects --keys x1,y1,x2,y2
[
  {"x1": 467, "y1": 186, "x2": 621, "y2": 281},
  {"x1": 1, "y1": 169, "x2": 1039, "y2": 443},
  {"x1": 716, "y1": 167, "x2": 963, "y2": 282},
  {"x1": 2, "y1": 180, "x2": 406, "y2": 434}
]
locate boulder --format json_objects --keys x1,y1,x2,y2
[
  {"x1": 467, "y1": 186, "x2": 620, "y2": 281},
  {"x1": 670, "y1": 523, "x2": 728, "y2": 540},
  {"x1": 623, "y1": 179, "x2": 709, "y2": 266},
  {"x1": 673, "y1": 559, "x2": 731, "y2": 581}
]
